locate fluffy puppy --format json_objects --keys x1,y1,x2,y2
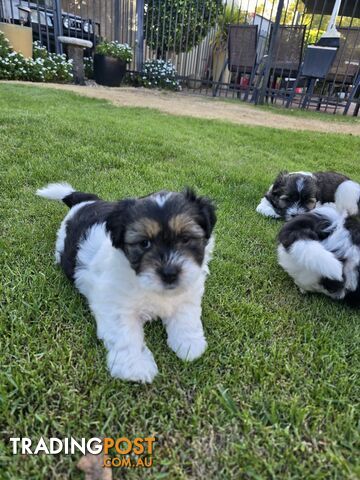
[
  {"x1": 37, "y1": 183, "x2": 216, "y2": 383},
  {"x1": 256, "y1": 171, "x2": 349, "y2": 220},
  {"x1": 277, "y1": 205, "x2": 360, "y2": 306}
]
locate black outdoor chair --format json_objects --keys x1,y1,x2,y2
[
  {"x1": 270, "y1": 25, "x2": 306, "y2": 72},
  {"x1": 212, "y1": 24, "x2": 258, "y2": 98},
  {"x1": 267, "y1": 24, "x2": 306, "y2": 100},
  {"x1": 252, "y1": 24, "x2": 306, "y2": 102},
  {"x1": 326, "y1": 26, "x2": 360, "y2": 115},
  {"x1": 327, "y1": 27, "x2": 360, "y2": 85},
  {"x1": 286, "y1": 27, "x2": 360, "y2": 114}
]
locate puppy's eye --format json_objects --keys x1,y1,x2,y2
[
  {"x1": 180, "y1": 236, "x2": 191, "y2": 245},
  {"x1": 140, "y1": 239, "x2": 151, "y2": 249},
  {"x1": 279, "y1": 196, "x2": 289, "y2": 208}
]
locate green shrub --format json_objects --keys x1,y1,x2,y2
[
  {"x1": 0, "y1": 31, "x2": 11, "y2": 57},
  {"x1": 95, "y1": 41, "x2": 133, "y2": 62},
  {"x1": 0, "y1": 35, "x2": 73, "y2": 83},
  {"x1": 131, "y1": 59, "x2": 180, "y2": 91},
  {"x1": 144, "y1": 0, "x2": 223, "y2": 54},
  {"x1": 0, "y1": 50, "x2": 29, "y2": 80}
]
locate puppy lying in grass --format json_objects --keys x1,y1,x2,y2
[
  {"x1": 277, "y1": 205, "x2": 360, "y2": 306},
  {"x1": 37, "y1": 183, "x2": 216, "y2": 383},
  {"x1": 256, "y1": 171, "x2": 357, "y2": 220}
]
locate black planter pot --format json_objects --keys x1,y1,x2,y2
[{"x1": 94, "y1": 54, "x2": 127, "y2": 87}]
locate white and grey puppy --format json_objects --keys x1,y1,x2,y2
[
  {"x1": 37, "y1": 183, "x2": 216, "y2": 383},
  {"x1": 277, "y1": 205, "x2": 360, "y2": 306},
  {"x1": 256, "y1": 171, "x2": 349, "y2": 220}
]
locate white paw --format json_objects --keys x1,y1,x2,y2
[
  {"x1": 256, "y1": 197, "x2": 281, "y2": 218},
  {"x1": 168, "y1": 335, "x2": 207, "y2": 361},
  {"x1": 107, "y1": 346, "x2": 158, "y2": 383}
]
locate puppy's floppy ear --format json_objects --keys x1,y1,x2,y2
[
  {"x1": 184, "y1": 188, "x2": 217, "y2": 239},
  {"x1": 272, "y1": 170, "x2": 289, "y2": 195},
  {"x1": 106, "y1": 199, "x2": 135, "y2": 249}
]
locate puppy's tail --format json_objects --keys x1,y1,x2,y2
[
  {"x1": 36, "y1": 182, "x2": 75, "y2": 201},
  {"x1": 36, "y1": 182, "x2": 99, "y2": 208},
  {"x1": 289, "y1": 240, "x2": 343, "y2": 280}
]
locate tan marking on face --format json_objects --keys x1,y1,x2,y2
[
  {"x1": 169, "y1": 214, "x2": 204, "y2": 238},
  {"x1": 306, "y1": 198, "x2": 317, "y2": 210},
  {"x1": 125, "y1": 218, "x2": 161, "y2": 243}
]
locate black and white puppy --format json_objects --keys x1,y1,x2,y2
[
  {"x1": 256, "y1": 171, "x2": 349, "y2": 220},
  {"x1": 277, "y1": 205, "x2": 360, "y2": 306},
  {"x1": 37, "y1": 183, "x2": 216, "y2": 383}
]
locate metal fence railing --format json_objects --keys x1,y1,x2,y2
[{"x1": 0, "y1": 0, "x2": 359, "y2": 115}]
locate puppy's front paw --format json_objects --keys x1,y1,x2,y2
[
  {"x1": 107, "y1": 346, "x2": 158, "y2": 383},
  {"x1": 168, "y1": 335, "x2": 207, "y2": 361}
]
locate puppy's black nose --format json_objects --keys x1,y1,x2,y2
[{"x1": 159, "y1": 265, "x2": 180, "y2": 285}]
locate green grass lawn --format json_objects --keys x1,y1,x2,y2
[{"x1": 1, "y1": 83, "x2": 359, "y2": 480}]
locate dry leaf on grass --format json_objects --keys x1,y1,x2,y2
[{"x1": 77, "y1": 453, "x2": 112, "y2": 480}]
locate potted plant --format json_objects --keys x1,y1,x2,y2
[{"x1": 94, "y1": 40, "x2": 133, "y2": 87}]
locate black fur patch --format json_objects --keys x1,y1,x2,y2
[
  {"x1": 60, "y1": 200, "x2": 118, "y2": 280},
  {"x1": 278, "y1": 211, "x2": 334, "y2": 249},
  {"x1": 314, "y1": 171, "x2": 349, "y2": 203},
  {"x1": 343, "y1": 216, "x2": 360, "y2": 307},
  {"x1": 63, "y1": 191, "x2": 100, "y2": 208},
  {"x1": 344, "y1": 215, "x2": 360, "y2": 247},
  {"x1": 320, "y1": 276, "x2": 344, "y2": 294},
  {"x1": 344, "y1": 281, "x2": 360, "y2": 307}
]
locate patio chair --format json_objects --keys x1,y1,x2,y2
[
  {"x1": 270, "y1": 25, "x2": 306, "y2": 72},
  {"x1": 212, "y1": 24, "x2": 258, "y2": 98},
  {"x1": 287, "y1": 27, "x2": 360, "y2": 112},
  {"x1": 252, "y1": 25, "x2": 306, "y2": 103},
  {"x1": 326, "y1": 27, "x2": 360, "y2": 93},
  {"x1": 267, "y1": 24, "x2": 306, "y2": 100},
  {"x1": 315, "y1": 27, "x2": 360, "y2": 113}
]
